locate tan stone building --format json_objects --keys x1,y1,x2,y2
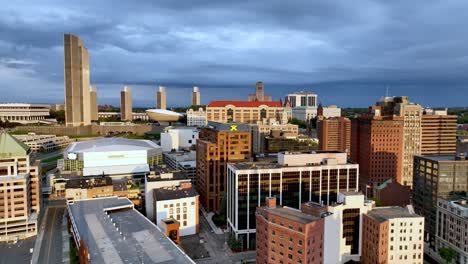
[
  {"x1": 248, "y1": 81, "x2": 272, "y2": 102},
  {"x1": 120, "y1": 86, "x2": 132, "y2": 121},
  {"x1": 89, "y1": 86, "x2": 98, "y2": 121},
  {"x1": 206, "y1": 101, "x2": 284, "y2": 124},
  {"x1": 64, "y1": 34, "x2": 91, "y2": 127},
  {"x1": 157, "y1": 86, "x2": 167, "y2": 110},
  {"x1": 0, "y1": 133, "x2": 41, "y2": 241},
  {"x1": 196, "y1": 127, "x2": 251, "y2": 212},
  {"x1": 192, "y1": 86, "x2": 200, "y2": 106},
  {"x1": 421, "y1": 109, "x2": 457, "y2": 155},
  {"x1": 376, "y1": 96, "x2": 423, "y2": 187}
]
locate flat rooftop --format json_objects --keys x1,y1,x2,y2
[
  {"x1": 68, "y1": 197, "x2": 194, "y2": 264},
  {"x1": 65, "y1": 137, "x2": 161, "y2": 153},
  {"x1": 262, "y1": 206, "x2": 321, "y2": 224},
  {"x1": 154, "y1": 187, "x2": 198, "y2": 201},
  {"x1": 366, "y1": 206, "x2": 421, "y2": 223},
  {"x1": 416, "y1": 154, "x2": 468, "y2": 162}
]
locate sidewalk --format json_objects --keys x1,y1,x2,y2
[
  {"x1": 30, "y1": 207, "x2": 48, "y2": 264},
  {"x1": 199, "y1": 206, "x2": 223, "y2": 235},
  {"x1": 61, "y1": 214, "x2": 70, "y2": 264}
]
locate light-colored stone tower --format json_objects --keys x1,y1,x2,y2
[
  {"x1": 120, "y1": 86, "x2": 132, "y2": 121},
  {"x1": 192, "y1": 86, "x2": 200, "y2": 106},
  {"x1": 90, "y1": 86, "x2": 98, "y2": 121},
  {"x1": 157, "y1": 86, "x2": 167, "y2": 110},
  {"x1": 64, "y1": 34, "x2": 91, "y2": 126}
]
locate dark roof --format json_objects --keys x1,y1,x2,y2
[
  {"x1": 112, "y1": 181, "x2": 128, "y2": 192},
  {"x1": 154, "y1": 188, "x2": 198, "y2": 201},
  {"x1": 65, "y1": 176, "x2": 113, "y2": 189}
]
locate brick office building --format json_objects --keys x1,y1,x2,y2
[
  {"x1": 351, "y1": 112, "x2": 404, "y2": 188},
  {"x1": 256, "y1": 197, "x2": 324, "y2": 264},
  {"x1": 317, "y1": 116, "x2": 351, "y2": 154},
  {"x1": 196, "y1": 126, "x2": 251, "y2": 212}
]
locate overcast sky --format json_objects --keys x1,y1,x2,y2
[{"x1": 1, "y1": 0, "x2": 468, "y2": 107}]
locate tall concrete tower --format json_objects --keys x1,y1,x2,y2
[
  {"x1": 64, "y1": 34, "x2": 91, "y2": 126},
  {"x1": 120, "y1": 86, "x2": 132, "y2": 121},
  {"x1": 157, "y1": 86, "x2": 167, "y2": 110},
  {"x1": 89, "y1": 86, "x2": 98, "y2": 121},
  {"x1": 192, "y1": 86, "x2": 200, "y2": 106},
  {"x1": 255, "y1": 81, "x2": 264, "y2": 101}
]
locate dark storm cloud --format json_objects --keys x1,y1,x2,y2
[{"x1": 0, "y1": 0, "x2": 467, "y2": 106}]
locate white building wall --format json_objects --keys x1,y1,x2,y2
[
  {"x1": 292, "y1": 107, "x2": 318, "y2": 121},
  {"x1": 386, "y1": 217, "x2": 424, "y2": 263},
  {"x1": 161, "y1": 128, "x2": 199, "y2": 152},
  {"x1": 155, "y1": 196, "x2": 198, "y2": 236},
  {"x1": 322, "y1": 106, "x2": 342, "y2": 118},
  {"x1": 323, "y1": 193, "x2": 374, "y2": 264},
  {"x1": 144, "y1": 177, "x2": 192, "y2": 221}
]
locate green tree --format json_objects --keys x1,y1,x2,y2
[
  {"x1": 439, "y1": 247, "x2": 457, "y2": 264},
  {"x1": 289, "y1": 118, "x2": 307, "y2": 129}
]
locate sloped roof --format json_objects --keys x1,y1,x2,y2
[
  {"x1": 208, "y1": 101, "x2": 282, "y2": 107},
  {"x1": 0, "y1": 133, "x2": 30, "y2": 157}
]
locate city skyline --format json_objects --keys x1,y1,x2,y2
[{"x1": 1, "y1": 1, "x2": 468, "y2": 107}]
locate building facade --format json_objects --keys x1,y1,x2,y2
[
  {"x1": 256, "y1": 197, "x2": 324, "y2": 264},
  {"x1": 154, "y1": 184, "x2": 199, "y2": 236},
  {"x1": 196, "y1": 127, "x2": 251, "y2": 212},
  {"x1": 362, "y1": 207, "x2": 424, "y2": 264},
  {"x1": 14, "y1": 133, "x2": 71, "y2": 152},
  {"x1": 376, "y1": 96, "x2": 423, "y2": 188},
  {"x1": 248, "y1": 82, "x2": 272, "y2": 102},
  {"x1": 251, "y1": 119, "x2": 298, "y2": 153},
  {"x1": 120, "y1": 86, "x2": 132, "y2": 121},
  {"x1": 90, "y1": 86, "x2": 98, "y2": 121},
  {"x1": 0, "y1": 133, "x2": 41, "y2": 241},
  {"x1": 421, "y1": 111, "x2": 457, "y2": 155},
  {"x1": 163, "y1": 151, "x2": 196, "y2": 184},
  {"x1": 318, "y1": 117, "x2": 351, "y2": 154},
  {"x1": 226, "y1": 152, "x2": 359, "y2": 249},
  {"x1": 435, "y1": 196, "x2": 468, "y2": 264},
  {"x1": 64, "y1": 34, "x2": 91, "y2": 127},
  {"x1": 157, "y1": 86, "x2": 167, "y2": 110},
  {"x1": 192, "y1": 86, "x2": 200, "y2": 106},
  {"x1": 206, "y1": 101, "x2": 284, "y2": 124},
  {"x1": 413, "y1": 154, "x2": 468, "y2": 246},
  {"x1": 317, "y1": 104, "x2": 341, "y2": 118},
  {"x1": 0, "y1": 103, "x2": 50, "y2": 124},
  {"x1": 186, "y1": 108, "x2": 207, "y2": 126},
  {"x1": 286, "y1": 92, "x2": 317, "y2": 108},
  {"x1": 351, "y1": 114, "x2": 404, "y2": 187},
  {"x1": 160, "y1": 126, "x2": 199, "y2": 152}
]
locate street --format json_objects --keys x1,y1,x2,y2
[
  {"x1": 37, "y1": 204, "x2": 65, "y2": 264},
  {"x1": 194, "y1": 212, "x2": 255, "y2": 264}
]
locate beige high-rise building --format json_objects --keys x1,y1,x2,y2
[
  {"x1": 192, "y1": 86, "x2": 200, "y2": 106},
  {"x1": 0, "y1": 133, "x2": 41, "y2": 241},
  {"x1": 377, "y1": 96, "x2": 423, "y2": 187},
  {"x1": 421, "y1": 109, "x2": 457, "y2": 155},
  {"x1": 90, "y1": 86, "x2": 98, "y2": 121},
  {"x1": 157, "y1": 86, "x2": 167, "y2": 110},
  {"x1": 120, "y1": 86, "x2": 132, "y2": 121},
  {"x1": 64, "y1": 34, "x2": 91, "y2": 127}
]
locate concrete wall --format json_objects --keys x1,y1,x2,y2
[{"x1": 17, "y1": 123, "x2": 158, "y2": 136}]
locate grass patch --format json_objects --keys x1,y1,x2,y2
[{"x1": 41, "y1": 154, "x2": 63, "y2": 163}]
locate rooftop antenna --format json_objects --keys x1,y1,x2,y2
[{"x1": 385, "y1": 86, "x2": 389, "y2": 97}]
